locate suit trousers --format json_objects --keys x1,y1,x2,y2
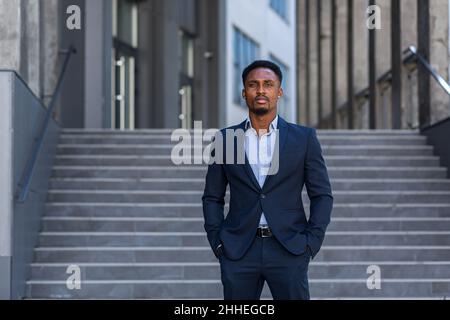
[{"x1": 218, "y1": 234, "x2": 311, "y2": 300}]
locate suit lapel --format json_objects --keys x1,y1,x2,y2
[
  {"x1": 244, "y1": 153, "x2": 262, "y2": 192},
  {"x1": 234, "y1": 120, "x2": 262, "y2": 191}
]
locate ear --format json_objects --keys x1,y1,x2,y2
[
  {"x1": 278, "y1": 87, "x2": 284, "y2": 98},
  {"x1": 242, "y1": 89, "x2": 246, "y2": 99}
]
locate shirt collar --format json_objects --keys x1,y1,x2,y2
[{"x1": 245, "y1": 115, "x2": 278, "y2": 133}]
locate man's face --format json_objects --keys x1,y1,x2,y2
[{"x1": 243, "y1": 67, "x2": 283, "y2": 116}]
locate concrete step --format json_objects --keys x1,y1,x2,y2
[
  {"x1": 58, "y1": 135, "x2": 428, "y2": 146},
  {"x1": 59, "y1": 129, "x2": 421, "y2": 136},
  {"x1": 44, "y1": 203, "x2": 450, "y2": 218},
  {"x1": 61, "y1": 129, "x2": 183, "y2": 135},
  {"x1": 46, "y1": 190, "x2": 450, "y2": 204},
  {"x1": 25, "y1": 279, "x2": 450, "y2": 299},
  {"x1": 37, "y1": 231, "x2": 450, "y2": 247},
  {"x1": 39, "y1": 217, "x2": 450, "y2": 232},
  {"x1": 53, "y1": 155, "x2": 440, "y2": 167},
  {"x1": 29, "y1": 128, "x2": 450, "y2": 299},
  {"x1": 48, "y1": 178, "x2": 450, "y2": 191},
  {"x1": 29, "y1": 262, "x2": 450, "y2": 280},
  {"x1": 56, "y1": 145, "x2": 434, "y2": 156},
  {"x1": 33, "y1": 246, "x2": 450, "y2": 263},
  {"x1": 51, "y1": 166, "x2": 447, "y2": 179}
]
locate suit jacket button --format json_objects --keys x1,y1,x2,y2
[{"x1": 260, "y1": 194, "x2": 266, "y2": 199}]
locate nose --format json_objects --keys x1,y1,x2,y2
[{"x1": 256, "y1": 84, "x2": 265, "y2": 95}]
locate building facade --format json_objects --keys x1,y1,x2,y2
[
  {"x1": 225, "y1": 0, "x2": 297, "y2": 125},
  {"x1": 1, "y1": 0, "x2": 297, "y2": 131},
  {"x1": 297, "y1": 0, "x2": 450, "y2": 130}
]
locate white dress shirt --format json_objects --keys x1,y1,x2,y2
[{"x1": 244, "y1": 115, "x2": 279, "y2": 227}]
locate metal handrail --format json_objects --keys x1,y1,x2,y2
[
  {"x1": 321, "y1": 45, "x2": 450, "y2": 127},
  {"x1": 404, "y1": 45, "x2": 450, "y2": 96},
  {"x1": 16, "y1": 46, "x2": 76, "y2": 203}
]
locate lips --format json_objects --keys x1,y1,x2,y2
[{"x1": 255, "y1": 97, "x2": 269, "y2": 104}]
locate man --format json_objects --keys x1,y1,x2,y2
[{"x1": 202, "y1": 60, "x2": 333, "y2": 300}]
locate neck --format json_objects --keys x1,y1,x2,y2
[{"x1": 248, "y1": 111, "x2": 277, "y2": 134}]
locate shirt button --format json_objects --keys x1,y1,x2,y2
[{"x1": 260, "y1": 194, "x2": 266, "y2": 199}]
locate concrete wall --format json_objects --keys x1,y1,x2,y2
[
  {"x1": 422, "y1": 117, "x2": 450, "y2": 179},
  {"x1": 0, "y1": 72, "x2": 14, "y2": 299},
  {"x1": 85, "y1": 0, "x2": 112, "y2": 128},
  {"x1": 0, "y1": 0, "x2": 112, "y2": 129},
  {"x1": 0, "y1": 0, "x2": 21, "y2": 71},
  {"x1": 0, "y1": 71, "x2": 59, "y2": 299},
  {"x1": 0, "y1": 0, "x2": 60, "y2": 103},
  {"x1": 225, "y1": 0, "x2": 297, "y2": 126}
]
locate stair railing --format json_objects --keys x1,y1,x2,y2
[
  {"x1": 15, "y1": 46, "x2": 77, "y2": 203},
  {"x1": 404, "y1": 46, "x2": 450, "y2": 96},
  {"x1": 320, "y1": 45, "x2": 450, "y2": 130}
]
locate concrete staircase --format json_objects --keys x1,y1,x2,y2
[{"x1": 26, "y1": 129, "x2": 450, "y2": 299}]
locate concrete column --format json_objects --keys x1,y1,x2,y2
[
  {"x1": 430, "y1": 0, "x2": 450, "y2": 124},
  {"x1": 335, "y1": 0, "x2": 348, "y2": 128},
  {"x1": 353, "y1": 0, "x2": 369, "y2": 129},
  {"x1": 375, "y1": 0, "x2": 391, "y2": 129},
  {"x1": 320, "y1": 0, "x2": 332, "y2": 124},
  {"x1": 23, "y1": 0, "x2": 41, "y2": 96},
  {"x1": 391, "y1": 0, "x2": 402, "y2": 129},
  {"x1": 84, "y1": 0, "x2": 110, "y2": 128},
  {"x1": 40, "y1": 0, "x2": 60, "y2": 106},
  {"x1": 297, "y1": 0, "x2": 308, "y2": 125},
  {"x1": 308, "y1": 0, "x2": 319, "y2": 127},
  {"x1": 400, "y1": 0, "x2": 418, "y2": 128}
]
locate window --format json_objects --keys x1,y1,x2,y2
[
  {"x1": 178, "y1": 30, "x2": 195, "y2": 129},
  {"x1": 113, "y1": 0, "x2": 138, "y2": 47},
  {"x1": 270, "y1": 0, "x2": 288, "y2": 21},
  {"x1": 233, "y1": 27, "x2": 260, "y2": 105},
  {"x1": 112, "y1": 0, "x2": 139, "y2": 129},
  {"x1": 269, "y1": 55, "x2": 290, "y2": 120}
]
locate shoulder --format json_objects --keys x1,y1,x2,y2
[
  {"x1": 285, "y1": 121, "x2": 315, "y2": 138},
  {"x1": 216, "y1": 121, "x2": 246, "y2": 136}
]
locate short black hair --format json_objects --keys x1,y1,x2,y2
[{"x1": 242, "y1": 60, "x2": 283, "y2": 86}]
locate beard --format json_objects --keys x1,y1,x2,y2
[{"x1": 250, "y1": 104, "x2": 270, "y2": 116}]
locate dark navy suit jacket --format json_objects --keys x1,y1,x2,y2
[{"x1": 202, "y1": 117, "x2": 333, "y2": 261}]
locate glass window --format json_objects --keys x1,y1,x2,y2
[
  {"x1": 115, "y1": 0, "x2": 139, "y2": 47},
  {"x1": 233, "y1": 27, "x2": 260, "y2": 105},
  {"x1": 270, "y1": 0, "x2": 288, "y2": 21},
  {"x1": 178, "y1": 30, "x2": 195, "y2": 129},
  {"x1": 180, "y1": 31, "x2": 194, "y2": 78}
]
